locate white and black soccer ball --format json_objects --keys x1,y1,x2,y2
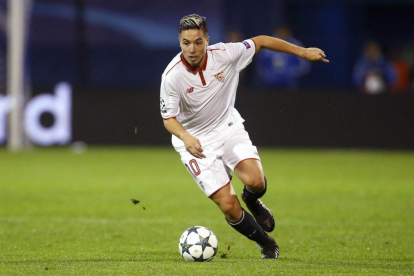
[{"x1": 178, "y1": 226, "x2": 218, "y2": 262}]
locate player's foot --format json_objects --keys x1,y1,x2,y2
[
  {"x1": 261, "y1": 239, "x2": 279, "y2": 259},
  {"x1": 241, "y1": 192, "x2": 275, "y2": 232}
]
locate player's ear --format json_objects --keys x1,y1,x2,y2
[{"x1": 206, "y1": 36, "x2": 210, "y2": 45}]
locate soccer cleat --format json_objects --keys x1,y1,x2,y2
[
  {"x1": 241, "y1": 192, "x2": 275, "y2": 232},
  {"x1": 261, "y1": 239, "x2": 280, "y2": 259}
]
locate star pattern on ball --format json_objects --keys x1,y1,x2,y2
[
  {"x1": 180, "y1": 237, "x2": 193, "y2": 255},
  {"x1": 198, "y1": 234, "x2": 211, "y2": 251},
  {"x1": 192, "y1": 252, "x2": 206, "y2": 262},
  {"x1": 187, "y1": 227, "x2": 200, "y2": 235}
]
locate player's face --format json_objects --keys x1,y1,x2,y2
[{"x1": 179, "y1": 29, "x2": 209, "y2": 68}]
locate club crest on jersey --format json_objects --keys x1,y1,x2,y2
[
  {"x1": 187, "y1": 87, "x2": 194, "y2": 93},
  {"x1": 214, "y1": 71, "x2": 225, "y2": 83}
]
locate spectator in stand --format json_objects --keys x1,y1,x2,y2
[
  {"x1": 391, "y1": 45, "x2": 411, "y2": 94},
  {"x1": 390, "y1": 46, "x2": 410, "y2": 94},
  {"x1": 254, "y1": 25, "x2": 311, "y2": 90},
  {"x1": 352, "y1": 40, "x2": 397, "y2": 94}
]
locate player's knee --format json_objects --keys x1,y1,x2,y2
[{"x1": 245, "y1": 175, "x2": 266, "y2": 192}]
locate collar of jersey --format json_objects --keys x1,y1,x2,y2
[{"x1": 180, "y1": 52, "x2": 208, "y2": 74}]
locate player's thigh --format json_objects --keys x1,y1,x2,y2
[
  {"x1": 179, "y1": 151, "x2": 232, "y2": 197},
  {"x1": 222, "y1": 128, "x2": 262, "y2": 171},
  {"x1": 223, "y1": 128, "x2": 265, "y2": 188}
]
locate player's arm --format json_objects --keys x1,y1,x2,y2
[
  {"x1": 251, "y1": 35, "x2": 329, "y2": 63},
  {"x1": 163, "y1": 118, "x2": 206, "y2": 159}
]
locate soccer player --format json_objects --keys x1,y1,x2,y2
[{"x1": 160, "y1": 14, "x2": 329, "y2": 259}]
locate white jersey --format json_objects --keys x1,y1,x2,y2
[{"x1": 160, "y1": 39, "x2": 256, "y2": 150}]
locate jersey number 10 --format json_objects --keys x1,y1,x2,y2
[{"x1": 186, "y1": 159, "x2": 201, "y2": 176}]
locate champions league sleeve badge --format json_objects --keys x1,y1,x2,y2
[{"x1": 242, "y1": 41, "x2": 251, "y2": 49}]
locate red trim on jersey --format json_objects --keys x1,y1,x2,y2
[
  {"x1": 166, "y1": 60, "x2": 182, "y2": 76},
  {"x1": 163, "y1": 117, "x2": 176, "y2": 120},
  {"x1": 199, "y1": 70, "x2": 206, "y2": 86},
  {"x1": 208, "y1": 181, "x2": 231, "y2": 198},
  {"x1": 208, "y1": 48, "x2": 225, "y2": 51},
  {"x1": 233, "y1": 158, "x2": 261, "y2": 172},
  {"x1": 180, "y1": 52, "x2": 208, "y2": 74},
  {"x1": 180, "y1": 53, "x2": 208, "y2": 86}
]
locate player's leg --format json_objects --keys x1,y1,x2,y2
[
  {"x1": 210, "y1": 184, "x2": 278, "y2": 258},
  {"x1": 178, "y1": 141, "x2": 278, "y2": 258},
  {"x1": 234, "y1": 158, "x2": 266, "y2": 194},
  {"x1": 223, "y1": 127, "x2": 276, "y2": 233},
  {"x1": 209, "y1": 183, "x2": 242, "y2": 222},
  {"x1": 234, "y1": 159, "x2": 275, "y2": 232}
]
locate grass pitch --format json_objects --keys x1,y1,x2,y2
[{"x1": 0, "y1": 147, "x2": 413, "y2": 275}]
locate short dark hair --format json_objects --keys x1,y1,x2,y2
[{"x1": 178, "y1": 14, "x2": 208, "y2": 36}]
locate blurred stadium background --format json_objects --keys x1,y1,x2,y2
[{"x1": 0, "y1": 0, "x2": 413, "y2": 150}]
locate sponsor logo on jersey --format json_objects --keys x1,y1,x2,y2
[
  {"x1": 199, "y1": 181, "x2": 205, "y2": 191},
  {"x1": 187, "y1": 87, "x2": 194, "y2": 93},
  {"x1": 214, "y1": 71, "x2": 225, "y2": 83},
  {"x1": 242, "y1": 41, "x2": 251, "y2": 49}
]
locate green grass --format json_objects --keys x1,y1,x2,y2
[{"x1": 0, "y1": 147, "x2": 413, "y2": 275}]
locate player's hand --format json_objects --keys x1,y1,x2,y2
[
  {"x1": 302, "y1": 47, "x2": 329, "y2": 63},
  {"x1": 182, "y1": 132, "x2": 206, "y2": 159}
]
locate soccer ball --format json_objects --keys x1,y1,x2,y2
[{"x1": 178, "y1": 226, "x2": 218, "y2": 262}]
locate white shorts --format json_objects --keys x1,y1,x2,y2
[{"x1": 177, "y1": 126, "x2": 261, "y2": 197}]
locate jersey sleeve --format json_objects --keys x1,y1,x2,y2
[
  {"x1": 160, "y1": 75, "x2": 180, "y2": 119},
  {"x1": 225, "y1": 39, "x2": 256, "y2": 72}
]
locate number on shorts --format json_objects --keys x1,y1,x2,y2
[{"x1": 186, "y1": 159, "x2": 201, "y2": 176}]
